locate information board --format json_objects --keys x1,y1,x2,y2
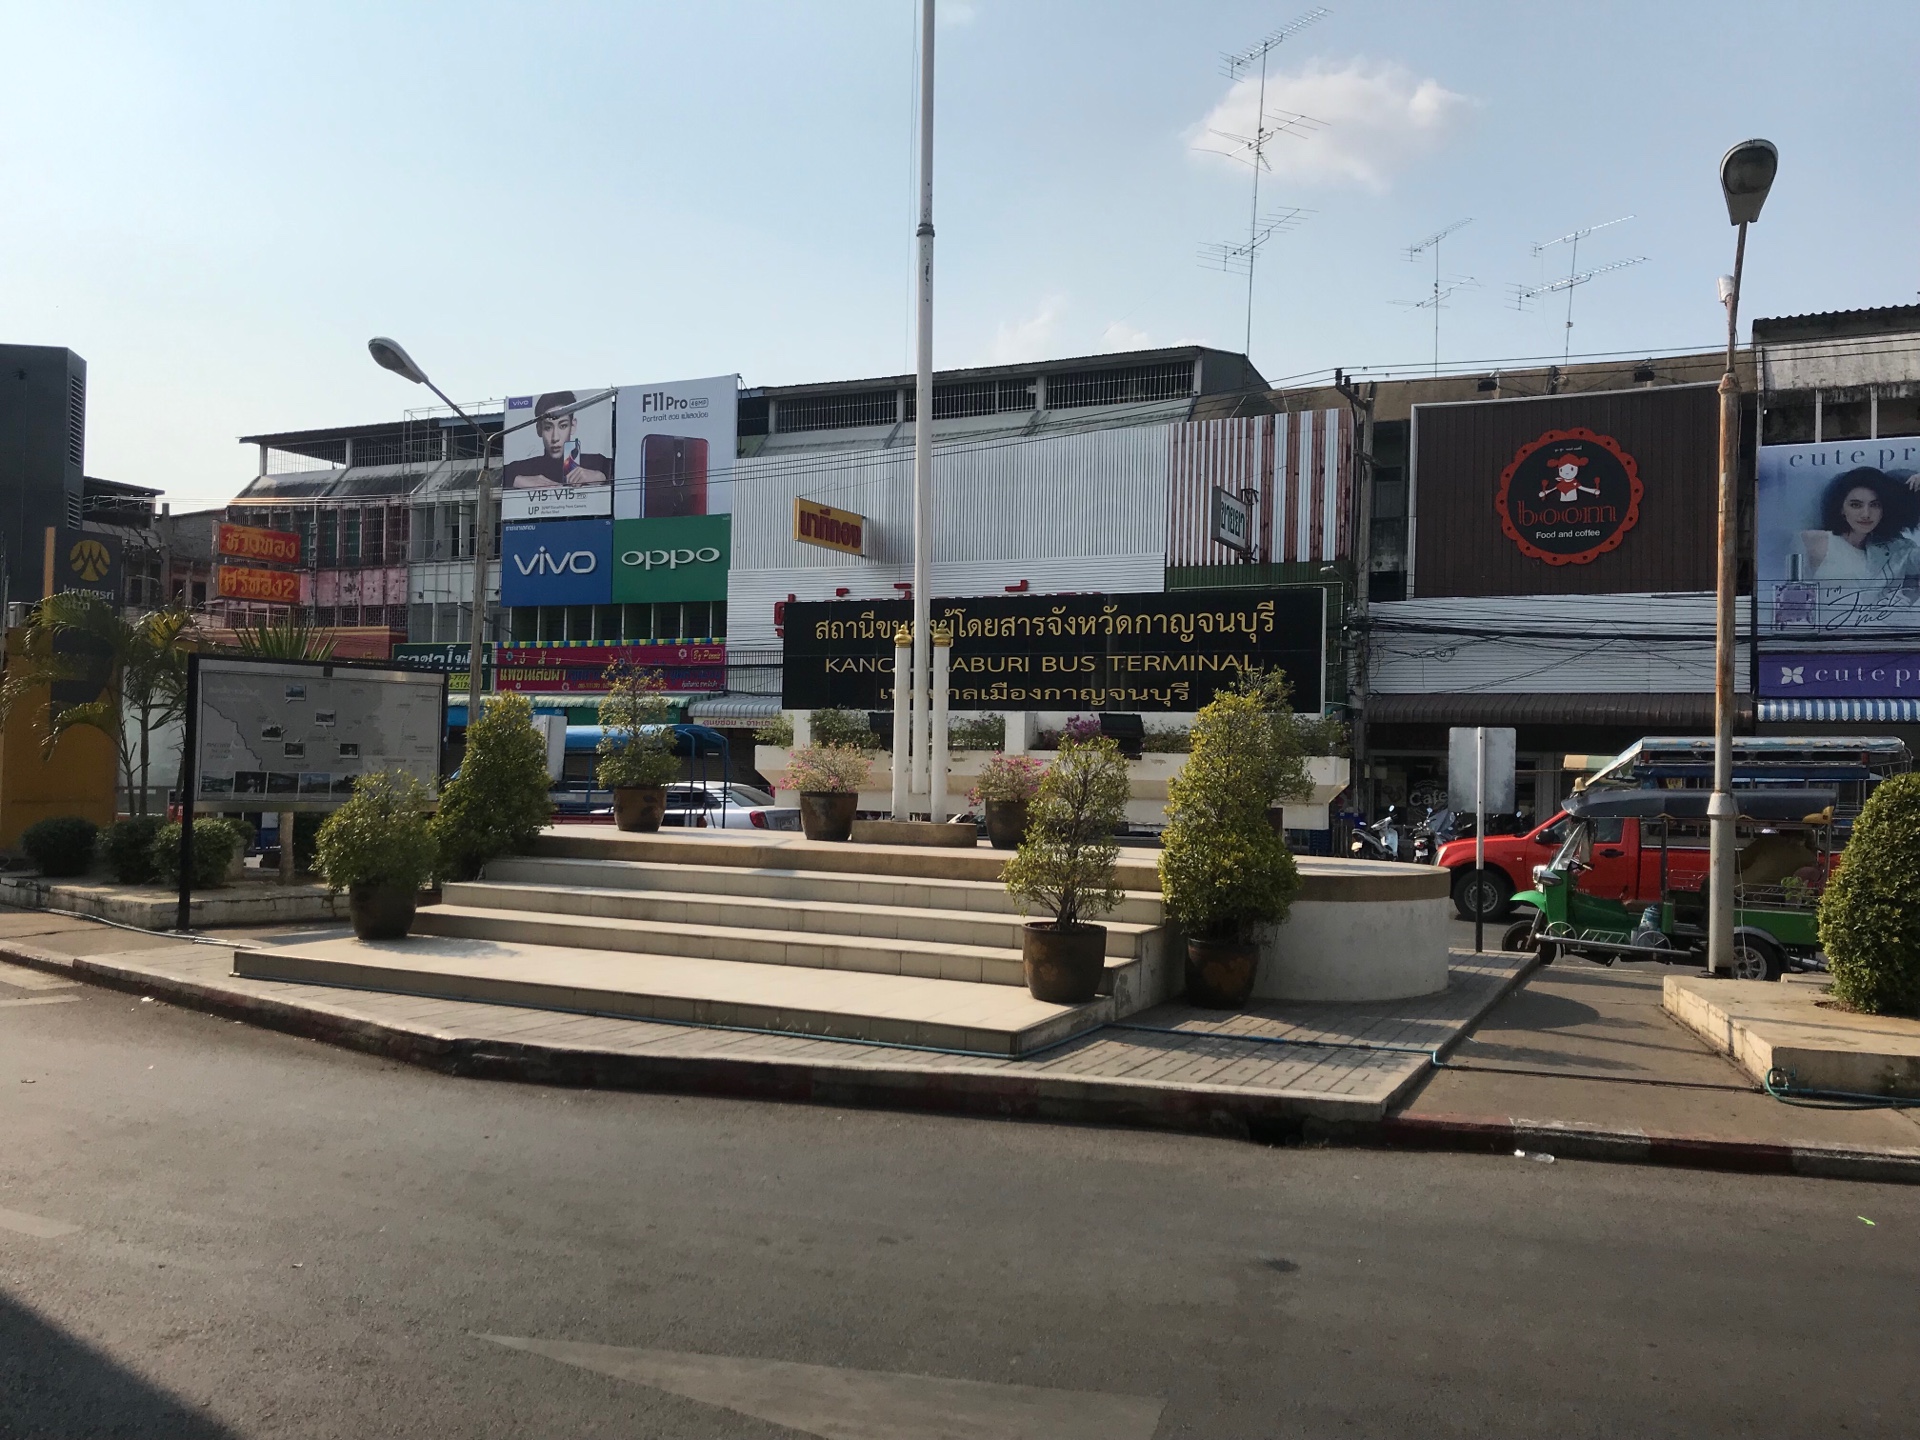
[
  {"x1": 191, "y1": 657, "x2": 445, "y2": 812},
  {"x1": 782, "y1": 588, "x2": 1325, "y2": 714}
]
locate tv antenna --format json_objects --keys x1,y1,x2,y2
[
  {"x1": 1402, "y1": 218, "x2": 1474, "y2": 373},
  {"x1": 1195, "y1": 7, "x2": 1330, "y2": 356},
  {"x1": 1519, "y1": 216, "x2": 1646, "y2": 362}
]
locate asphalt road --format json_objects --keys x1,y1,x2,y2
[{"x1": 3, "y1": 971, "x2": 1917, "y2": 1439}]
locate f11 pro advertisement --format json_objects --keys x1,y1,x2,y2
[{"x1": 613, "y1": 375, "x2": 738, "y2": 520}]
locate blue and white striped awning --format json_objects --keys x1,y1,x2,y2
[{"x1": 1758, "y1": 698, "x2": 1920, "y2": 723}]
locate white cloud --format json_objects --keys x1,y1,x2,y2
[
  {"x1": 938, "y1": 1, "x2": 977, "y2": 27},
  {"x1": 1194, "y1": 58, "x2": 1473, "y2": 193},
  {"x1": 1100, "y1": 320, "x2": 1151, "y2": 352},
  {"x1": 987, "y1": 295, "x2": 1065, "y2": 365}
]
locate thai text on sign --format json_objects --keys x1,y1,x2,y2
[
  {"x1": 216, "y1": 566, "x2": 302, "y2": 604},
  {"x1": 793, "y1": 499, "x2": 865, "y2": 556},
  {"x1": 216, "y1": 522, "x2": 302, "y2": 566}
]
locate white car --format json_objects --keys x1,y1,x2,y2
[{"x1": 662, "y1": 783, "x2": 801, "y2": 830}]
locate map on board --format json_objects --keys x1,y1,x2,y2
[{"x1": 194, "y1": 658, "x2": 444, "y2": 812}]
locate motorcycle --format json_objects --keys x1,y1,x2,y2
[{"x1": 1348, "y1": 806, "x2": 1404, "y2": 862}]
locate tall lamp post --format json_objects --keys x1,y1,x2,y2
[{"x1": 1706, "y1": 139, "x2": 1778, "y2": 977}]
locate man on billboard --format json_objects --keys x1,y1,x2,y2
[{"x1": 502, "y1": 392, "x2": 614, "y2": 491}]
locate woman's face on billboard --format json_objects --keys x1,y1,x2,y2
[{"x1": 1843, "y1": 484, "x2": 1882, "y2": 541}]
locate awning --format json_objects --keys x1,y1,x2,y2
[
  {"x1": 1366, "y1": 692, "x2": 1722, "y2": 727},
  {"x1": 1757, "y1": 698, "x2": 1920, "y2": 723},
  {"x1": 685, "y1": 695, "x2": 781, "y2": 726}
]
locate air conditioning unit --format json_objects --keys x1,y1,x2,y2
[{"x1": 5, "y1": 602, "x2": 32, "y2": 628}]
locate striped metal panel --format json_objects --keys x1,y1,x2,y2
[
  {"x1": 1758, "y1": 698, "x2": 1920, "y2": 722},
  {"x1": 1165, "y1": 409, "x2": 1351, "y2": 567}
]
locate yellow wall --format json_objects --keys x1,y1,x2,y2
[{"x1": 0, "y1": 632, "x2": 120, "y2": 849}]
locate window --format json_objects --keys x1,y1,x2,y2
[
  {"x1": 318, "y1": 511, "x2": 338, "y2": 566},
  {"x1": 342, "y1": 509, "x2": 361, "y2": 564}
]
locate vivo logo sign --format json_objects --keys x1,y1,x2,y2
[{"x1": 514, "y1": 547, "x2": 599, "y2": 576}]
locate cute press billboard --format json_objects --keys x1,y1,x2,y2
[
  {"x1": 613, "y1": 376, "x2": 738, "y2": 520},
  {"x1": 1757, "y1": 437, "x2": 1920, "y2": 634}
]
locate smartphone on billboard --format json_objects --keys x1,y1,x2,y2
[{"x1": 643, "y1": 434, "x2": 708, "y2": 517}]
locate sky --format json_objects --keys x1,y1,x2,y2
[{"x1": 3, "y1": 0, "x2": 1917, "y2": 510}]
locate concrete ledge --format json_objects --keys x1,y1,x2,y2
[
  {"x1": 1664, "y1": 974, "x2": 1920, "y2": 1098},
  {"x1": 0, "y1": 874, "x2": 342, "y2": 929},
  {"x1": 849, "y1": 819, "x2": 980, "y2": 848}
]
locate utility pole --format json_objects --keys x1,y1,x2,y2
[
  {"x1": 1334, "y1": 368, "x2": 1376, "y2": 824},
  {"x1": 910, "y1": 0, "x2": 935, "y2": 807}
]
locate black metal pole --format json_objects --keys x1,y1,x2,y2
[{"x1": 175, "y1": 652, "x2": 200, "y2": 932}]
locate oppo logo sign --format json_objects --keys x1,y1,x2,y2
[
  {"x1": 514, "y1": 547, "x2": 599, "y2": 576},
  {"x1": 621, "y1": 546, "x2": 722, "y2": 571}
]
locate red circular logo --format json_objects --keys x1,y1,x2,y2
[{"x1": 1495, "y1": 427, "x2": 1643, "y2": 566}]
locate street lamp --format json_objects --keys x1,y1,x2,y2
[
  {"x1": 1706, "y1": 139, "x2": 1777, "y2": 977},
  {"x1": 367, "y1": 337, "x2": 496, "y2": 722}
]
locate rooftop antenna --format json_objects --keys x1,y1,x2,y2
[
  {"x1": 1402, "y1": 218, "x2": 1474, "y2": 374},
  {"x1": 1200, "y1": 206, "x2": 1314, "y2": 284},
  {"x1": 1196, "y1": 7, "x2": 1330, "y2": 357},
  {"x1": 1521, "y1": 216, "x2": 1645, "y2": 362}
]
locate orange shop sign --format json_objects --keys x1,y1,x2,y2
[
  {"x1": 216, "y1": 521, "x2": 302, "y2": 565},
  {"x1": 793, "y1": 499, "x2": 865, "y2": 557},
  {"x1": 216, "y1": 566, "x2": 303, "y2": 604}
]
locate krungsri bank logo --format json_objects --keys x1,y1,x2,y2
[{"x1": 68, "y1": 538, "x2": 111, "y2": 582}]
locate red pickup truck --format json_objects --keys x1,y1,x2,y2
[{"x1": 1439, "y1": 812, "x2": 1709, "y2": 921}]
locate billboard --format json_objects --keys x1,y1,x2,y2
[
  {"x1": 1756, "y1": 438, "x2": 1920, "y2": 634},
  {"x1": 55, "y1": 529, "x2": 121, "y2": 599},
  {"x1": 217, "y1": 565, "x2": 303, "y2": 605},
  {"x1": 1759, "y1": 651, "x2": 1920, "y2": 698},
  {"x1": 217, "y1": 521, "x2": 301, "y2": 565},
  {"x1": 499, "y1": 518, "x2": 612, "y2": 607},
  {"x1": 782, "y1": 588, "x2": 1326, "y2": 714},
  {"x1": 499, "y1": 388, "x2": 617, "y2": 521},
  {"x1": 1412, "y1": 386, "x2": 1717, "y2": 598},
  {"x1": 612, "y1": 515, "x2": 730, "y2": 603},
  {"x1": 613, "y1": 376, "x2": 738, "y2": 520},
  {"x1": 794, "y1": 499, "x2": 866, "y2": 556},
  {"x1": 494, "y1": 642, "x2": 725, "y2": 694}
]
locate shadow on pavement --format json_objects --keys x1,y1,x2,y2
[{"x1": 0, "y1": 1291, "x2": 241, "y2": 1439}]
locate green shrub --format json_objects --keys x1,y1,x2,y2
[
  {"x1": 102, "y1": 816, "x2": 165, "y2": 883},
  {"x1": 431, "y1": 693, "x2": 554, "y2": 882},
  {"x1": 1141, "y1": 723, "x2": 1191, "y2": 754},
  {"x1": 315, "y1": 770, "x2": 437, "y2": 894},
  {"x1": 809, "y1": 707, "x2": 885, "y2": 751},
  {"x1": 753, "y1": 713, "x2": 795, "y2": 747},
  {"x1": 1159, "y1": 686, "x2": 1302, "y2": 941},
  {"x1": 1295, "y1": 712, "x2": 1351, "y2": 758},
  {"x1": 595, "y1": 663, "x2": 681, "y2": 790},
  {"x1": 1820, "y1": 774, "x2": 1920, "y2": 1015},
  {"x1": 780, "y1": 743, "x2": 872, "y2": 794},
  {"x1": 1002, "y1": 737, "x2": 1129, "y2": 928},
  {"x1": 149, "y1": 818, "x2": 244, "y2": 889},
  {"x1": 948, "y1": 715, "x2": 1005, "y2": 751},
  {"x1": 21, "y1": 816, "x2": 99, "y2": 878}
]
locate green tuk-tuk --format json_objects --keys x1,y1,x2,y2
[{"x1": 1501, "y1": 787, "x2": 1839, "y2": 981}]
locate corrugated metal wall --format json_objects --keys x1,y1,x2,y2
[
  {"x1": 1369, "y1": 592, "x2": 1751, "y2": 694},
  {"x1": 1166, "y1": 409, "x2": 1352, "y2": 567}
]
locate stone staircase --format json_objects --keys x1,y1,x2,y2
[{"x1": 236, "y1": 830, "x2": 1176, "y2": 1057}]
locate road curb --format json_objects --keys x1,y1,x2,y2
[{"x1": 1312, "y1": 1111, "x2": 1920, "y2": 1186}]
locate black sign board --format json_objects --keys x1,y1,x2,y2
[
  {"x1": 57, "y1": 528, "x2": 122, "y2": 600},
  {"x1": 782, "y1": 588, "x2": 1325, "y2": 714}
]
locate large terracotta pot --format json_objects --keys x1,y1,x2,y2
[
  {"x1": 613, "y1": 785, "x2": 668, "y2": 833},
  {"x1": 1021, "y1": 922, "x2": 1106, "y2": 1004},
  {"x1": 984, "y1": 799, "x2": 1031, "y2": 850},
  {"x1": 1185, "y1": 935, "x2": 1260, "y2": 1008},
  {"x1": 800, "y1": 791, "x2": 858, "y2": 842},
  {"x1": 349, "y1": 882, "x2": 417, "y2": 941}
]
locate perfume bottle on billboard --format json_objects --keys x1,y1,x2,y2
[{"x1": 643, "y1": 434, "x2": 709, "y2": 517}]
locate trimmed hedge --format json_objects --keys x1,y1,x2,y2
[
  {"x1": 149, "y1": 818, "x2": 245, "y2": 890},
  {"x1": 21, "y1": 817, "x2": 98, "y2": 878},
  {"x1": 102, "y1": 816, "x2": 166, "y2": 883},
  {"x1": 1819, "y1": 773, "x2": 1920, "y2": 1015}
]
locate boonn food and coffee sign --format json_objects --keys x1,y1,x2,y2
[{"x1": 1495, "y1": 427, "x2": 1643, "y2": 565}]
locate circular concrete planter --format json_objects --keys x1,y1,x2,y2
[
  {"x1": 613, "y1": 786, "x2": 668, "y2": 833},
  {"x1": 800, "y1": 791, "x2": 858, "y2": 842},
  {"x1": 1021, "y1": 922, "x2": 1105, "y2": 1004},
  {"x1": 348, "y1": 882, "x2": 417, "y2": 941}
]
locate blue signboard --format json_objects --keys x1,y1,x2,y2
[
  {"x1": 500, "y1": 518, "x2": 612, "y2": 607},
  {"x1": 1760, "y1": 651, "x2": 1920, "y2": 699}
]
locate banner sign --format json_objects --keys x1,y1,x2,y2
[
  {"x1": 794, "y1": 499, "x2": 866, "y2": 556},
  {"x1": 1759, "y1": 651, "x2": 1920, "y2": 698},
  {"x1": 494, "y1": 642, "x2": 725, "y2": 694},
  {"x1": 217, "y1": 565, "x2": 302, "y2": 604},
  {"x1": 1495, "y1": 427, "x2": 1644, "y2": 566},
  {"x1": 56, "y1": 529, "x2": 122, "y2": 599},
  {"x1": 782, "y1": 588, "x2": 1325, "y2": 714},
  {"x1": 612, "y1": 515, "x2": 730, "y2": 603},
  {"x1": 613, "y1": 376, "x2": 738, "y2": 520},
  {"x1": 1210, "y1": 487, "x2": 1252, "y2": 554},
  {"x1": 192, "y1": 657, "x2": 444, "y2": 814},
  {"x1": 501, "y1": 485, "x2": 612, "y2": 522},
  {"x1": 499, "y1": 518, "x2": 612, "y2": 607},
  {"x1": 1757, "y1": 438, "x2": 1920, "y2": 633},
  {"x1": 216, "y1": 521, "x2": 301, "y2": 566}
]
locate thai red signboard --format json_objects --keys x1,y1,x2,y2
[
  {"x1": 216, "y1": 522, "x2": 302, "y2": 566},
  {"x1": 493, "y1": 643, "x2": 726, "y2": 694},
  {"x1": 216, "y1": 566, "x2": 303, "y2": 604}
]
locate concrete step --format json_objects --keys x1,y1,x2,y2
[
  {"x1": 232, "y1": 933, "x2": 1108, "y2": 1057},
  {"x1": 444, "y1": 879, "x2": 1162, "y2": 960},
  {"x1": 413, "y1": 903, "x2": 1157, "y2": 1008},
  {"x1": 483, "y1": 855, "x2": 1166, "y2": 926}
]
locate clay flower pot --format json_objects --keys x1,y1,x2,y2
[
  {"x1": 613, "y1": 785, "x2": 668, "y2": 833},
  {"x1": 1184, "y1": 935, "x2": 1260, "y2": 1008},
  {"x1": 800, "y1": 791, "x2": 858, "y2": 842},
  {"x1": 984, "y1": 799, "x2": 1031, "y2": 850},
  {"x1": 1021, "y1": 922, "x2": 1106, "y2": 1004},
  {"x1": 348, "y1": 882, "x2": 418, "y2": 941}
]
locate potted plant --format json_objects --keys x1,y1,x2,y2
[
  {"x1": 1159, "y1": 679, "x2": 1303, "y2": 1007},
  {"x1": 315, "y1": 770, "x2": 439, "y2": 940},
  {"x1": 968, "y1": 753, "x2": 1046, "y2": 850},
  {"x1": 783, "y1": 743, "x2": 872, "y2": 841},
  {"x1": 1001, "y1": 736, "x2": 1129, "y2": 1003},
  {"x1": 596, "y1": 662, "x2": 680, "y2": 832}
]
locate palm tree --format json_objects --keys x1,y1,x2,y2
[
  {"x1": 0, "y1": 593, "x2": 194, "y2": 817},
  {"x1": 229, "y1": 614, "x2": 337, "y2": 661}
]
